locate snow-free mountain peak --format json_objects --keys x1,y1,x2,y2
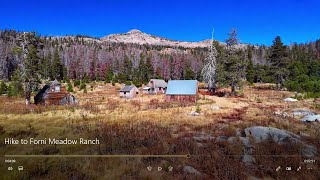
[
  {"x1": 127, "y1": 29, "x2": 143, "y2": 34},
  {"x1": 101, "y1": 29, "x2": 212, "y2": 48}
]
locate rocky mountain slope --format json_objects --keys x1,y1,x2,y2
[
  {"x1": 101, "y1": 29, "x2": 249, "y2": 49},
  {"x1": 101, "y1": 29, "x2": 215, "y2": 48}
]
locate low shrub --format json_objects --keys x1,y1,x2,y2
[
  {"x1": 67, "y1": 82, "x2": 74, "y2": 92},
  {"x1": 195, "y1": 105, "x2": 201, "y2": 113},
  {"x1": 73, "y1": 80, "x2": 81, "y2": 87},
  {"x1": 130, "y1": 100, "x2": 141, "y2": 110},
  {"x1": 256, "y1": 97, "x2": 262, "y2": 103},
  {"x1": 106, "y1": 99, "x2": 119, "y2": 111},
  {"x1": 0, "y1": 81, "x2": 8, "y2": 95}
]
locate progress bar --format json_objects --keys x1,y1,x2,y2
[{"x1": 4, "y1": 154, "x2": 191, "y2": 158}]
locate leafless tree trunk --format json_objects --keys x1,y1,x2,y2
[{"x1": 201, "y1": 29, "x2": 218, "y2": 92}]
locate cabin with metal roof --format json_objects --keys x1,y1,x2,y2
[
  {"x1": 34, "y1": 80, "x2": 77, "y2": 105},
  {"x1": 143, "y1": 79, "x2": 167, "y2": 94},
  {"x1": 119, "y1": 85, "x2": 139, "y2": 98},
  {"x1": 165, "y1": 80, "x2": 198, "y2": 102}
]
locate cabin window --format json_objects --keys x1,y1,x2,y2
[
  {"x1": 55, "y1": 86, "x2": 60, "y2": 92},
  {"x1": 124, "y1": 92, "x2": 126, "y2": 94}
]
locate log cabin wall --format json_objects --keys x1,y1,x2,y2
[
  {"x1": 166, "y1": 95, "x2": 197, "y2": 102},
  {"x1": 46, "y1": 85, "x2": 69, "y2": 105}
]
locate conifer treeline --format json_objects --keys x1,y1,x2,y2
[{"x1": 0, "y1": 29, "x2": 319, "y2": 97}]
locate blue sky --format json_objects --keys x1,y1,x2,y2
[{"x1": 0, "y1": 0, "x2": 319, "y2": 45}]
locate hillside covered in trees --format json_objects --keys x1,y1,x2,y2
[{"x1": 0, "y1": 29, "x2": 319, "y2": 100}]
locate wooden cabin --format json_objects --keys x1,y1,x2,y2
[
  {"x1": 165, "y1": 80, "x2": 198, "y2": 102},
  {"x1": 34, "y1": 80, "x2": 77, "y2": 105},
  {"x1": 119, "y1": 85, "x2": 139, "y2": 98},
  {"x1": 143, "y1": 79, "x2": 167, "y2": 94}
]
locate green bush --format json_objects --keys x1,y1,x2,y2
[
  {"x1": 256, "y1": 98, "x2": 262, "y2": 103},
  {"x1": 195, "y1": 105, "x2": 201, "y2": 113},
  {"x1": 285, "y1": 78, "x2": 320, "y2": 96},
  {"x1": 125, "y1": 81, "x2": 132, "y2": 86},
  {"x1": 80, "y1": 81, "x2": 86, "y2": 90},
  {"x1": 69, "y1": 107, "x2": 75, "y2": 113},
  {"x1": 67, "y1": 82, "x2": 74, "y2": 92},
  {"x1": 7, "y1": 84, "x2": 19, "y2": 97},
  {"x1": 132, "y1": 80, "x2": 142, "y2": 88},
  {"x1": 74, "y1": 80, "x2": 81, "y2": 87},
  {"x1": 82, "y1": 74, "x2": 90, "y2": 83},
  {"x1": 105, "y1": 69, "x2": 113, "y2": 83},
  {"x1": 0, "y1": 81, "x2": 8, "y2": 95},
  {"x1": 304, "y1": 92, "x2": 320, "y2": 99},
  {"x1": 293, "y1": 93, "x2": 304, "y2": 100}
]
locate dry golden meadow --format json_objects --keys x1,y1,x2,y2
[{"x1": 0, "y1": 82, "x2": 319, "y2": 179}]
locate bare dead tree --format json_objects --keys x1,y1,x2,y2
[
  {"x1": 201, "y1": 29, "x2": 218, "y2": 92},
  {"x1": 18, "y1": 32, "x2": 30, "y2": 105}
]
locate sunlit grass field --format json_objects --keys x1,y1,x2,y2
[{"x1": 0, "y1": 82, "x2": 319, "y2": 179}]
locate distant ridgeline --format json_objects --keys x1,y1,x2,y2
[{"x1": 0, "y1": 29, "x2": 319, "y2": 95}]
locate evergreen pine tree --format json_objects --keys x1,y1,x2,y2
[
  {"x1": 185, "y1": 67, "x2": 195, "y2": 80},
  {"x1": 52, "y1": 47, "x2": 62, "y2": 80},
  {"x1": 246, "y1": 45, "x2": 255, "y2": 83},
  {"x1": 10, "y1": 68, "x2": 24, "y2": 97},
  {"x1": 221, "y1": 28, "x2": 247, "y2": 95},
  {"x1": 269, "y1": 36, "x2": 289, "y2": 89},
  {"x1": 138, "y1": 56, "x2": 146, "y2": 83},
  {"x1": 105, "y1": 68, "x2": 114, "y2": 83},
  {"x1": 25, "y1": 44, "x2": 41, "y2": 103},
  {"x1": 145, "y1": 57, "x2": 154, "y2": 83},
  {"x1": 67, "y1": 81, "x2": 74, "y2": 92},
  {"x1": 41, "y1": 53, "x2": 50, "y2": 79},
  {"x1": 0, "y1": 81, "x2": 8, "y2": 95}
]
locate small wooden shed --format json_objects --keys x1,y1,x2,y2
[
  {"x1": 34, "y1": 80, "x2": 77, "y2": 105},
  {"x1": 165, "y1": 80, "x2": 198, "y2": 102},
  {"x1": 119, "y1": 85, "x2": 139, "y2": 98}
]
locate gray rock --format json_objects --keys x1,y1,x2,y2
[
  {"x1": 227, "y1": 136, "x2": 237, "y2": 144},
  {"x1": 189, "y1": 111, "x2": 200, "y2": 116},
  {"x1": 211, "y1": 105, "x2": 220, "y2": 110},
  {"x1": 283, "y1": 98, "x2": 298, "y2": 102},
  {"x1": 215, "y1": 136, "x2": 228, "y2": 143},
  {"x1": 293, "y1": 110, "x2": 315, "y2": 117},
  {"x1": 301, "y1": 144, "x2": 318, "y2": 157},
  {"x1": 235, "y1": 128, "x2": 242, "y2": 136},
  {"x1": 241, "y1": 154, "x2": 256, "y2": 164},
  {"x1": 193, "y1": 134, "x2": 215, "y2": 141},
  {"x1": 239, "y1": 137, "x2": 252, "y2": 147},
  {"x1": 183, "y1": 166, "x2": 201, "y2": 175},
  {"x1": 274, "y1": 110, "x2": 291, "y2": 118},
  {"x1": 301, "y1": 115, "x2": 320, "y2": 122},
  {"x1": 227, "y1": 136, "x2": 253, "y2": 154},
  {"x1": 227, "y1": 137, "x2": 251, "y2": 147},
  {"x1": 244, "y1": 126, "x2": 300, "y2": 144},
  {"x1": 299, "y1": 132, "x2": 311, "y2": 137}
]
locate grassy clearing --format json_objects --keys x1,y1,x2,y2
[{"x1": 0, "y1": 82, "x2": 319, "y2": 179}]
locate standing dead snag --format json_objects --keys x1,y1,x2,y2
[{"x1": 201, "y1": 29, "x2": 218, "y2": 92}]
